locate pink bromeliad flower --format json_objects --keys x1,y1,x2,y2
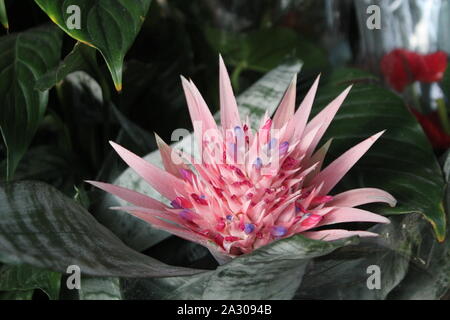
[{"x1": 87, "y1": 57, "x2": 396, "y2": 260}]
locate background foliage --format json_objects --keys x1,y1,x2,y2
[{"x1": 0, "y1": 0, "x2": 448, "y2": 300}]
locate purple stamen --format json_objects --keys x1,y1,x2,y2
[
  {"x1": 279, "y1": 141, "x2": 289, "y2": 155},
  {"x1": 180, "y1": 169, "x2": 194, "y2": 183},
  {"x1": 271, "y1": 226, "x2": 287, "y2": 237},
  {"x1": 171, "y1": 200, "x2": 182, "y2": 209},
  {"x1": 234, "y1": 126, "x2": 243, "y2": 138},
  {"x1": 244, "y1": 223, "x2": 255, "y2": 234},
  {"x1": 179, "y1": 209, "x2": 194, "y2": 221},
  {"x1": 254, "y1": 157, "x2": 263, "y2": 169},
  {"x1": 226, "y1": 214, "x2": 233, "y2": 221},
  {"x1": 268, "y1": 138, "x2": 277, "y2": 149}
]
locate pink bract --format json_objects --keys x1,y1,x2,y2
[{"x1": 87, "y1": 57, "x2": 396, "y2": 259}]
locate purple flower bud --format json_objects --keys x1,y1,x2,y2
[
  {"x1": 279, "y1": 141, "x2": 289, "y2": 155},
  {"x1": 244, "y1": 223, "x2": 255, "y2": 234},
  {"x1": 179, "y1": 209, "x2": 194, "y2": 221},
  {"x1": 234, "y1": 126, "x2": 243, "y2": 138},
  {"x1": 253, "y1": 157, "x2": 263, "y2": 169},
  {"x1": 268, "y1": 138, "x2": 277, "y2": 149},
  {"x1": 271, "y1": 226, "x2": 287, "y2": 237},
  {"x1": 171, "y1": 200, "x2": 182, "y2": 209},
  {"x1": 180, "y1": 169, "x2": 194, "y2": 183}
]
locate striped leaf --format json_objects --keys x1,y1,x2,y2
[
  {"x1": 0, "y1": 264, "x2": 61, "y2": 300},
  {"x1": 0, "y1": 290, "x2": 34, "y2": 300},
  {"x1": 122, "y1": 235, "x2": 357, "y2": 299},
  {"x1": 296, "y1": 213, "x2": 422, "y2": 300},
  {"x1": 79, "y1": 277, "x2": 122, "y2": 300},
  {"x1": 313, "y1": 68, "x2": 446, "y2": 241},
  {"x1": 0, "y1": 181, "x2": 203, "y2": 278}
]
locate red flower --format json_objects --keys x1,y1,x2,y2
[
  {"x1": 380, "y1": 49, "x2": 448, "y2": 92},
  {"x1": 410, "y1": 108, "x2": 450, "y2": 150}
]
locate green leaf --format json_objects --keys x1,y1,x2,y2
[
  {"x1": 388, "y1": 152, "x2": 450, "y2": 299},
  {"x1": 0, "y1": 264, "x2": 61, "y2": 300},
  {"x1": 35, "y1": 0, "x2": 152, "y2": 91},
  {"x1": 110, "y1": 102, "x2": 155, "y2": 155},
  {"x1": 122, "y1": 235, "x2": 358, "y2": 299},
  {"x1": 0, "y1": 290, "x2": 34, "y2": 300},
  {"x1": 36, "y1": 42, "x2": 97, "y2": 91},
  {"x1": 0, "y1": 146, "x2": 74, "y2": 187},
  {"x1": 387, "y1": 220, "x2": 450, "y2": 299},
  {"x1": 205, "y1": 27, "x2": 326, "y2": 74},
  {"x1": 0, "y1": 24, "x2": 62, "y2": 180},
  {"x1": 79, "y1": 277, "x2": 122, "y2": 300},
  {"x1": 296, "y1": 213, "x2": 423, "y2": 300},
  {"x1": 0, "y1": 181, "x2": 203, "y2": 278},
  {"x1": 96, "y1": 60, "x2": 303, "y2": 251},
  {"x1": 313, "y1": 68, "x2": 446, "y2": 241},
  {"x1": 0, "y1": 0, "x2": 8, "y2": 30}
]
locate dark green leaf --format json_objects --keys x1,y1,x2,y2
[
  {"x1": 387, "y1": 220, "x2": 449, "y2": 299},
  {"x1": 205, "y1": 27, "x2": 326, "y2": 74},
  {"x1": 314, "y1": 68, "x2": 446, "y2": 240},
  {"x1": 122, "y1": 235, "x2": 357, "y2": 299},
  {"x1": 0, "y1": 24, "x2": 62, "y2": 180},
  {"x1": 110, "y1": 102, "x2": 155, "y2": 155},
  {"x1": 35, "y1": 0, "x2": 152, "y2": 91},
  {"x1": 36, "y1": 42, "x2": 97, "y2": 91},
  {"x1": 0, "y1": 146, "x2": 73, "y2": 185},
  {"x1": 388, "y1": 152, "x2": 450, "y2": 299},
  {"x1": 296, "y1": 214, "x2": 422, "y2": 300},
  {"x1": 0, "y1": 290, "x2": 34, "y2": 300},
  {"x1": 79, "y1": 277, "x2": 122, "y2": 300},
  {"x1": 0, "y1": 181, "x2": 203, "y2": 278},
  {"x1": 0, "y1": 0, "x2": 8, "y2": 30},
  {"x1": 0, "y1": 264, "x2": 61, "y2": 300}
]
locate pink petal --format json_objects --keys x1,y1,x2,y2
[
  {"x1": 304, "y1": 138, "x2": 332, "y2": 184},
  {"x1": 273, "y1": 74, "x2": 297, "y2": 129},
  {"x1": 302, "y1": 229, "x2": 379, "y2": 241},
  {"x1": 85, "y1": 180, "x2": 166, "y2": 210},
  {"x1": 310, "y1": 131, "x2": 384, "y2": 195},
  {"x1": 317, "y1": 207, "x2": 390, "y2": 227},
  {"x1": 219, "y1": 55, "x2": 241, "y2": 130},
  {"x1": 115, "y1": 206, "x2": 208, "y2": 245},
  {"x1": 180, "y1": 76, "x2": 218, "y2": 140},
  {"x1": 291, "y1": 74, "x2": 321, "y2": 140},
  {"x1": 303, "y1": 85, "x2": 352, "y2": 157},
  {"x1": 328, "y1": 188, "x2": 397, "y2": 208},
  {"x1": 110, "y1": 141, "x2": 185, "y2": 200},
  {"x1": 155, "y1": 133, "x2": 187, "y2": 178},
  {"x1": 188, "y1": 79, "x2": 218, "y2": 133}
]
